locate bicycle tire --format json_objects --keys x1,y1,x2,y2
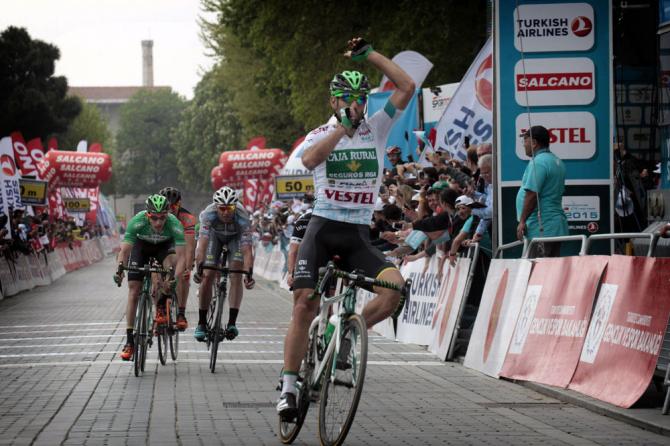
[
  {"x1": 205, "y1": 283, "x2": 217, "y2": 350},
  {"x1": 133, "y1": 292, "x2": 147, "y2": 377},
  {"x1": 140, "y1": 296, "x2": 151, "y2": 373},
  {"x1": 278, "y1": 325, "x2": 317, "y2": 444},
  {"x1": 169, "y1": 297, "x2": 179, "y2": 361},
  {"x1": 157, "y1": 325, "x2": 167, "y2": 365},
  {"x1": 318, "y1": 314, "x2": 367, "y2": 446},
  {"x1": 209, "y1": 284, "x2": 226, "y2": 373}
]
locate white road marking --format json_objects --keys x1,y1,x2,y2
[
  {"x1": 0, "y1": 358, "x2": 446, "y2": 368},
  {"x1": 0, "y1": 327, "x2": 283, "y2": 335}
]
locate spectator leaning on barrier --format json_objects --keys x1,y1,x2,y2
[
  {"x1": 516, "y1": 125, "x2": 569, "y2": 257},
  {"x1": 660, "y1": 223, "x2": 670, "y2": 238}
]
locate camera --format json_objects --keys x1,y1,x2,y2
[{"x1": 392, "y1": 222, "x2": 404, "y2": 230}]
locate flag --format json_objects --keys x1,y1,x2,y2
[{"x1": 434, "y1": 37, "x2": 493, "y2": 160}]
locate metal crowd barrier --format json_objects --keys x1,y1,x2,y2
[
  {"x1": 584, "y1": 232, "x2": 659, "y2": 257},
  {"x1": 493, "y1": 240, "x2": 527, "y2": 259},
  {"x1": 522, "y1": 234, "x2": 587, "y2": 258},
  {"x1": 447, "y1": 242, "x2": 480, "y2": 361}
]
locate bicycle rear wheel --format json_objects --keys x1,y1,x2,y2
[
  {"x1": 278, "y1": 326, "x2": 317, "y2": 444},
  {"x1": 209, "y1": 285, "x2": 226, "y2": 373},
  {"x1": 168, "y1": 297, "x2": 179, "y2": 361},
  {"x1": 318, "y1": 314, "x2": 367, "y2": 446}
]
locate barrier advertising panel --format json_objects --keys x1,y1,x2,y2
[
  {"x1": 355, "y1": 288, "x2": 395, "y2": 340},
  {"x1": 396, "y1": 256, "x2": 441, "y2": 345},
  {"x1": 569, "y1": 256, "x2": 670, "y2": 407},
  {"x1": 464, "y1": 259, "x2": 533, "y2": 378},
  {"x1": 428, "y1": 257, "x2": 471, "y2": 360},
  {"x1": 500, "y1": 256, "x2": 608, "y2": 387}
]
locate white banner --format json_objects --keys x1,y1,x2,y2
[
  {"x1": 396, "y1": 256, "x2": 441, "y2": 345},
  {"x1": 428, "y1": 257, "x2": 471, "y2": 360},
  {"x1": 463, "y1": 259, "x2": 533, "y2": 377},
  {"x1": 0, "y1": 137, "x2": 24, "y2": 235},
  {"x1": 355, "y1": 288, "x2": 395, "y2": 340},
  {"x1": 434, "y1": 38, "x2": 493, "y2": 160},
  {"x1": 379, "y1": 51, "x2": 433, "y2": 91},
  {"x1": 422, "y1": 83, "x2": 460, "y2": 124}
]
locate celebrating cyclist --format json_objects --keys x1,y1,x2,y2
[
  {"x1": 114, "y1": 194, "x2": 186, "y2": 361},
  {"x1": 193, "y1": 186, "x2": 255, "y2": 342},
  {"x1": 277, "y1": 36, "x2": 415, "y2": 418},
  {"x1": 159, "y1": 187, "x2": 197, "y2": 330}
]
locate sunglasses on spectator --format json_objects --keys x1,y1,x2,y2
[
  {"x1": 218, "y1": 204, "x2": 236, "y2": 212},
  {"x1": 339, "y1": 93, "x2": 367, "y2": 105},
  {"x1": 148, "y1": 213, "x2": 167, "y2": 221}
]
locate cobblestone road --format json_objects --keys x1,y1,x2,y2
[{"x1": 0, "y1": 257, "x2": 667, "y2": 445}]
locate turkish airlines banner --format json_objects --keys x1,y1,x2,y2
[
  {"x1": 569, "y1": 256, "x2": 670, "y2": 407},
  {"x1": 464, "y1": 259, "x2": 533, "y2": 378},
  {"x1": 434, "y1": 37, "x2": 493, "y2": 160},
  {"x1": 0, "y1": 136, "x2": 24, "y2": 218},
  {"x1": 37, "y1": 151, "x2": 112, "y2": 188},
  {"x1": 428, "y1": 257, "x2": 471, "y2": 360},
  {"x1": 396, "y1": 256, "x2": 441, "y2": 345},
  {"x1": 500, "y1": 256, "x2": 608, "y2": 387}
]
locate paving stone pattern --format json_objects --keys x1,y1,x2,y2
[{"x1": 0, "y1": 257, "x2": 666, "y2": 445}]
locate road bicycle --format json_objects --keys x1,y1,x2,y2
[
  {"x1": 117, "y1": 260, "x2": 176, "y2": 376},
  {"x1": 279, "y1": 261, "x2": 411, "y2": 446},
  {"x1": 201, "y1": 247, "x2": 251, "y2": 373}
]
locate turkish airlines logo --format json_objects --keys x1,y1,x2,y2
[
  {"x1": 517, "y1": 72, "x2": 592, "y2": 91},
  {"x1": 475, "y1": 54, "x2": 493, "y2": 111},
  {"x1": 571, "y1": 16, "x2": 592, "y2": 37},
  {"x1": 1, "y1": 155, "x2": 16, "y2": 176}
]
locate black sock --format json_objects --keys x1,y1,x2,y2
[
  {"x1": 198, "y1": 309, "x2": 207, "y2": 325},
  {"x1": 178, "y1": 307, "x2": 186, "y2": 316},
  {"x1": 126, "y1": 328, "x2": 134, "y2": 345},
  {"x1": 228, "y1": 308, "x2": 239, "y2": 326},
  {"x1": 157, "y1": 294, "x2": 168, "y2": 308}
]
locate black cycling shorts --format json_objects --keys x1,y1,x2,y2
[
  {"x1": 292, "y1": 215, "x2": 396, "y2": 290},
  {"x1": 203, "y1": 232, "x2": 243, "y2": 268},
  {"x1": 127, "y1": 239, "x2": 176, "y2": 281}
]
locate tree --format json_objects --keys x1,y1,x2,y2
[
  {"x1": 0, "y1": 26, "x2": 81, "y2": 139},
  {"x1": 114, "y1": 89, "x2": 187, "y2": 195},
  {"x1": 172, "y1": 66, "x2": 242, "y2": 192},
  {"x1": 200, "y1": 0, "x2": 488, "y2": 138},
  {"x1": 57, "y1": 100, "x2": 111, "y2": 151}
]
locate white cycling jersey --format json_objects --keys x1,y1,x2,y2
[{"x1": 301, "y1": 104, "x2": 401, "y2": 225}]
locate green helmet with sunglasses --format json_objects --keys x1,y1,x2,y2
[
  {"x1": 145, "y1": 194, "x2": 169, "y2": 214},
  {"x1": 330, "y1": 70, "x2": 370, "y2": 98}
]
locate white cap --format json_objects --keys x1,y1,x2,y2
[
  {"x1": 455, "y1": 195, "x2": 474, "y2": 207},
  {"x1": 411, "y1": 192, "x2": 421, "y2": 201},
  {"x1": 654, "y1": 162, "x2": 661, "y2": 174}
]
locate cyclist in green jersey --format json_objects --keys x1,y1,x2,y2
[{"x1": 114, "y1": 194, "x2": 187, "y2": 361}]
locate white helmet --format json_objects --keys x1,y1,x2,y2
[{"x1": 213, "y1": 186, "x2": 238, "y2": 205}]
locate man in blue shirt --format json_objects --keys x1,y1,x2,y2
[{"x1": 516, "y1": 125, "x2": 569, "y2": 257}]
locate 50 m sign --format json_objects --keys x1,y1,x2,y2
[{"x1": 275, "y1": 175, "x2": 314, "y2": 199}]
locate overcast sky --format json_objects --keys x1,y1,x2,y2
[{"x1": 0, "y1": 0, "x2": 216, "y2": 99}]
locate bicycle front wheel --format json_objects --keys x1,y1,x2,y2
[
  {"x1": 133, "y1": 293, "x2": 147, "y2": 377},
  {"x1": 157, "y1": 326, "x2": 167, "y2": 365},
  {"x1": 318, "y1": 314, "x2": 368, "y2": 446},
  {"x1": 169, "y1": 297, "x2": 179, "y2": 361},
  {"x1": 209, "y1": 285, "x2": 226, "y2": 373},
  {"x1": 140, "y1": 297, "x2": 151, "y2": 373}
]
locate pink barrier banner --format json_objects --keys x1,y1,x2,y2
[
  {"x1": 569, "y1": 256, "x2": 670, "y2": 407},
  {"x1": 500, "y1": 256, "x2": 608, "y2": 387},
  {"x1": 464, "y1": 259, "x2": 533, "y2": 378},
  {"x1": 428, "y1": 257, "x2": 471, "y2": 360}
]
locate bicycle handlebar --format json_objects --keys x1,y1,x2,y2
[
  {"x1": 118, "y1": 263, "x2": 174, "y2": 275},
  {"x1": 311, "y1": 261, "x2": 411, "y2": 301},
  {"x1": 201, "y1": 264, "x2": 251, "y2": 276}
]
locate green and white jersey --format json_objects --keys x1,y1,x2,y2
[
  {"x1": 304, "y1": 105, "x2": 401, "y2": 225},
  {"x1": 123, "y1": 211, "x2": 186, "y2": 246}
]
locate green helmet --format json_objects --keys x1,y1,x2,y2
[
  {"x1": 145, "y1": 194, "x2": 168, "y2": 213},
  {"x1": 330, "y1": 70, "x2": 370, "y2": 97}
]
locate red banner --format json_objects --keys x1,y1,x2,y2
[
  {"x1": 37, "y1": 150, "x2": 112, "y2": 188},
  {"x1": 569, "y1": 256, "x2": 670, "y2": 407},
  {"x1": 218, "y1": 149, "x2": 286, "y2": 183},
  {"x1": 500, "y1": 256, "x2": 608, "y2": 387},
  {"x1": 10, "y1": 132, "x2": 45, "y2": 178}
]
